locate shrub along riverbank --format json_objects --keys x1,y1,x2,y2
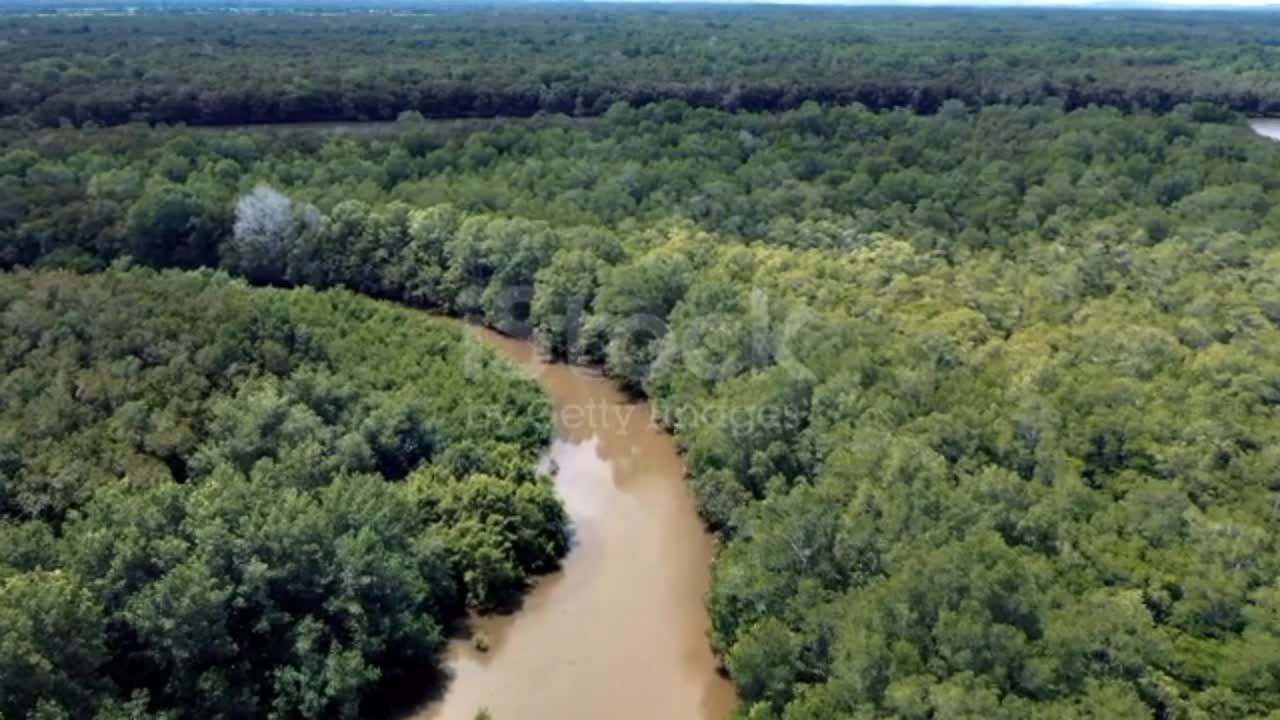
[{"x1": 0, "y1": 268, "x2": 567, "y2": 719}]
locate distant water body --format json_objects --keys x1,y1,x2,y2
[{"x1": 1249, "y1": 118, "x2": 1280, "y2": 141}]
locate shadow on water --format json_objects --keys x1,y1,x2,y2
[{"x1": 363, "y1": 655, "x2": 450, "y2": 720}]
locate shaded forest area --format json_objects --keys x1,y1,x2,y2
[
  {"x1": 4, "y1": 6, "x2": 1280, "y2": 128},
  {"x1": 5, "y1": 96, "x2": 1280, "y2": 719}
]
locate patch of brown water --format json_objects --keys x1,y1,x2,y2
[{"x1": 411, "y1": 326, "x2": 736, "y2": 720}]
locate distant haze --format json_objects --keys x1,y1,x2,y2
[
  {"x1": 640, "y1": 0, "x2": 1280, "y2": 7},
  {"x1": 8, "y1": 0, "x2": 1280, "y2": 9}
]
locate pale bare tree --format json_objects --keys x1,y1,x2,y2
[{"x1": 227, "y1": 185, "x2": 294, "y2": 283}]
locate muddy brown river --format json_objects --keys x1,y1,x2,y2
[{"x1": 412, "y1": 325, "x2": 736, "y2": 720}]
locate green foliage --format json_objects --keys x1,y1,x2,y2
[
  {"x1": 530, "y1": 250, "x2": 605, "y2": 359},
  {"x1": 0, "y1": 570, "x2": 107, "y2": 719},
  {"x1": 124, "y1": 183, "x2": 226, "y2": 269},
  {"x1": 5, "y1": 23, "x2": 1280, "y2": 717},
  {"x1": 5, "y1": 8, "x2": 1280, "y2": 129},
  {"x1": 0, "y1": 269, "x2": 563, "y2": 719}
]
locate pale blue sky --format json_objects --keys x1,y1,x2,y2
[
  {"x1": 635, "y1": 0, "x2": 1279, "y2": 7},
  {"x1": 668, "y1": 0, "x2": 1280, "y2": 6}
]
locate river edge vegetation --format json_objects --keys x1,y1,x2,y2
[
  {"x1": 0, "y1": 268, "x2": 570, "y2": 719},
  {"x1": 5, "y1": 6, "x2": 1280, "y2": 720}
]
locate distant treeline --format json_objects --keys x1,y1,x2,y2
[{"x1": 2, "y1": 7, "x2": 1280, "y2": 127}]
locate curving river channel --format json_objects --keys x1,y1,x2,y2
[{"x1": 412, "y1": 325, "x2": 737, "y2": 720}]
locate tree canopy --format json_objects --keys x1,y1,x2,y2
[
  {"x1": 4, "y1": 7, "x2": 1280, "y2": 128},
  {"x1": 4, "y1": 7, "x2": 1280, "y2": 718},
  {"x1": 0, "y1": 268, "x2": 566, "y2": 719}
]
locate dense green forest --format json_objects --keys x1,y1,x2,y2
[
  {"x1": 0, "y1": 268, "x2": 568, "y2": 719},
  {"x1": 6, "y1": 4, "x2": 1280, "y2": 719},
  {"x1": 5, "y1": 96, "x2": 1280, "y2": 718},
  {"x1": 4, "y1": 7, "x2": 1280, "y2": 128}
]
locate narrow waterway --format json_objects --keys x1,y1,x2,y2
[{"x1": 412, "y1": 325, "x2": 736, "y2": 720}]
